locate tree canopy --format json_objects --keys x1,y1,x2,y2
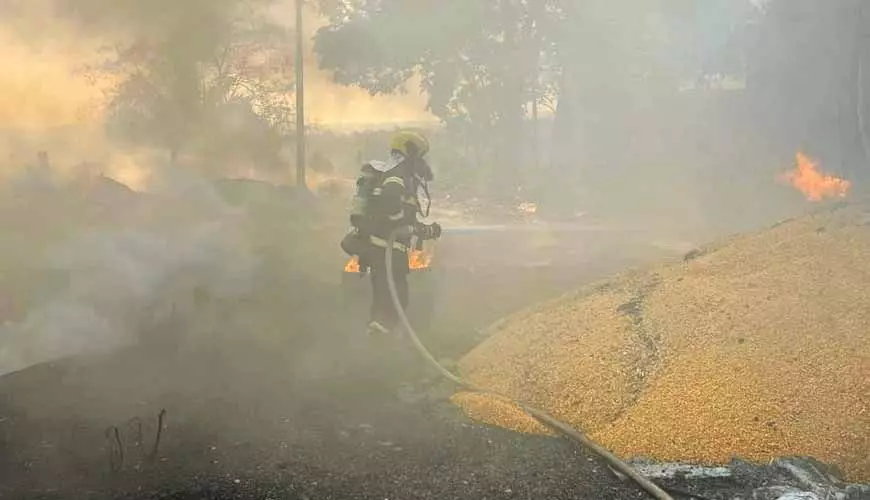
[
  {"x1": 55, "y1": 0, "x2": 297, "y2": 175},
  {"x1": 313, "y1": 1, "x2": 707, "y2": 198},
  {"x1": 314, "y1": 0, "x2": 565, "y2": 195},
  {"x1": 746, "y1": 0, "x2": 870, "y2": 181},
  {"x1": 314, "y1": 0, "x2": 870, "y2": 203}
]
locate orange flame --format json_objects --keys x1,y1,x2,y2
[
  {"x1": 345, "y1": 255, "x2": 361, "y2": 273},
  {"x1": 343, "y1": 250, "x2": 432, "y2": 273},
  {"x1": 781, "y1": 152, "x2": 851, "y2": 201},
  {"x1": 408, "y1": 249, "x2": 433, "y2": 270}
]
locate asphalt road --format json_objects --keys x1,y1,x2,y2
[{"x1": 0, "y1": 224, "x2": 686, "y2": 500}]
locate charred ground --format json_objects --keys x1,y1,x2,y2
[
  {"x1": 0, "y1": 178, "x2": 686, "y2": 500},
  {"x1": 0, "y1": 326, "x2": 654, "y2": 500},
  {"x1": 4, "y1": 177, "x2": 856, "y2": 500}
]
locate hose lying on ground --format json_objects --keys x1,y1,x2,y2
[{"x1": 384, "y1": 229, "x2": 674, "y2": 500}]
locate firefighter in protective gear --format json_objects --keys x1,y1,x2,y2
[{"x1": 341, "y1": 131, "x2": 442, "y2": 336}]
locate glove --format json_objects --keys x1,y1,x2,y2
[{"x1": 429, "y1": 222, "x2": 442, "y2": 240}]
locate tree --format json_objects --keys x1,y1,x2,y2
[
  {"x1": 313, "y1": 1, "x2": 711, "y2": 197},
  {"x1": 746, "y1": 0, "x2": 870, "y2": 182},
  {"x1": 55, "y1": 0, "x2": 297, "y2": 176},
  {"x1": 315, "y1": 0, "x2": 563, "y2": 199},
  {"x1": 314, "y1": 0, "x2": 779, "y2": 211}
]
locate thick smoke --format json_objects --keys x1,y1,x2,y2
[{"x1": 0, "y1": 169, "x2": 255, "y2": 377}]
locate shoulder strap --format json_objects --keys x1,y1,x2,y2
[{"x1": 418, "y1": 179, "x2": 431, "y2": 218}]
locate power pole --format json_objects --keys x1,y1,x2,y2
[
  {"x1": 531, "y1": 97, "x2": 540, "y2": 171},
  {"x1": 295, "y1": 0, "x2": 307, "y2": 190}
]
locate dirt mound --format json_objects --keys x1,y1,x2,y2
[{"x1": 455, "y1": 203, "x2": 870, "y2": 481}]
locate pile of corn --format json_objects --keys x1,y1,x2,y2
[{"x1": 453, "y1": 204, "x2": 870, "y2": 481}]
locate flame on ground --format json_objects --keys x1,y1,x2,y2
[
  {"x1": 344, "y1": 250, "x2": 432, "y2": 273},
  {"x1": 518, "y1": 202, "x2": 538, "y2": 214},
  {"x1": 345, "y1": 256, "x2": 361, "y2": 273},
  {"x1": 408, "y1": 249, "x2": 433, "y2": 270},
  {"x1": 781, "y1": 152, "x2": 851, "y2": 202}
]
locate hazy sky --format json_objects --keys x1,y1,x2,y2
[
  {"x1": 0, "y1": 0, "x2": 764, "y2": 132},
  {"x1": 0, "y1": 4, "x2": 437, "y2": 188},
  {"x1": 0, "y1": 4, "x2": 435, "y2": 133}
]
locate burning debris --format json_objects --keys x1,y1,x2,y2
[
  {"x1": 780, "y1": 152, "x2": 851, "y2": 201},
  {"x1": 345, "y1": 255, "x2": 360, "y2": 273},
  {"x1": 408, "y1": 249, "x2": 433, "y2": 270},
  {"x1": 343, "y1": 249, "x2": 433, "y2": 274},
  {"x1": 517, "y1": 202, "x2": 538, "y2": 215}
]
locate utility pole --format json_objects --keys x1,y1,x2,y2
[
  {"x1": 531, "y1": 97, "x2": 540, "y2": 171},
  {"x1": 295, "y1": 0, "x2": 307, "y2": 190}
]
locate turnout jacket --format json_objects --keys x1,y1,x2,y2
[{"x1": 359, "y1": 154, "x2": 423, "y2": 253}]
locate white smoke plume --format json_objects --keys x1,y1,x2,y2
[{"x1": 0, "y1": 169, "x2": 255, "y2": 377}]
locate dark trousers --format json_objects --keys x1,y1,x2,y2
[{"x1": 369, "y1": 248, "x2": 409, "y2": 330}]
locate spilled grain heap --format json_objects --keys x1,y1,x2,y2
[{"x1": 453, "y1": 204, "x2": 870, "y2": 481}]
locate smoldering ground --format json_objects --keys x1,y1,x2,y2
[
  {"x1": 0, "y1": 155, "x2": 692, "y2": 499},
  {"x1": 0, "y1": 142, "x2": 830, "y2": 500}
]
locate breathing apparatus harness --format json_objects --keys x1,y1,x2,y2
[{"x1": 343, "y1": 151, "x2": 433, "y2": 264}]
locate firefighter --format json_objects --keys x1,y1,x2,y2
[{"x1": 342, "y1": 131, "x2": 442, "y2": 336}]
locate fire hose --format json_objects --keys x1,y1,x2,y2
[{"x1": 384, "y1": 228, "x2": 674, "y2": 500}]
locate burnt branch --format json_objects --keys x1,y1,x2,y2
[
  {"x1": 105, "y1": 425, "x2": 124, "y2": 473},
  {"x1": 149, "y1": 409, "x2": 167, "y2": 463}
]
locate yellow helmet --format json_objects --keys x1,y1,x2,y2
[{"x1": 390, "y1": 130, "x2": 429, "y2": 159}]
